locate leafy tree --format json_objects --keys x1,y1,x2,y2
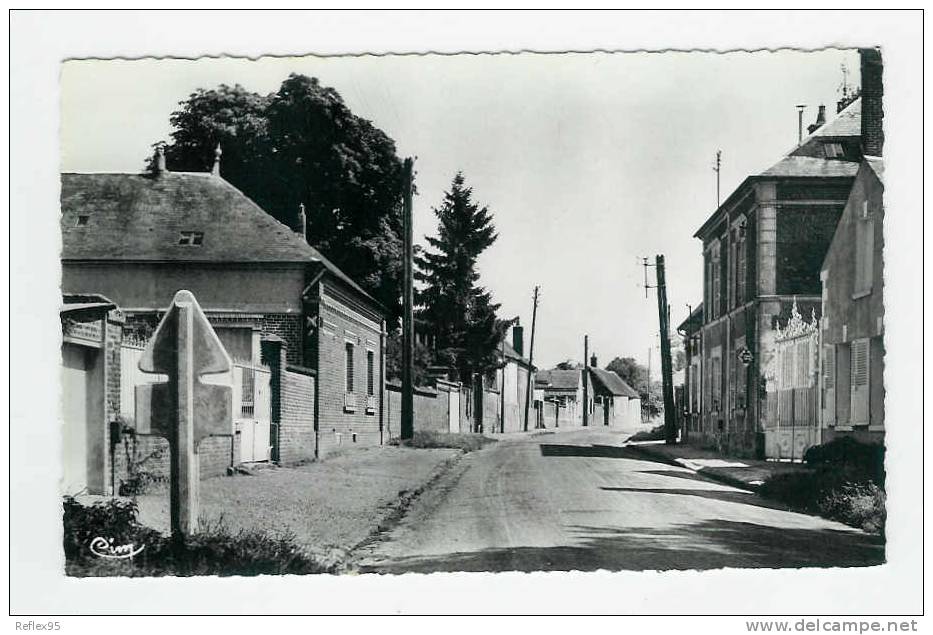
[
  {"x1": 554, "y1": 360, "x2": 583, "y2": 371},
  {"x1": 415, "y1": 173, "x2": 507, "y2": 384},
  {"x1": 384, "y1": 333, "x2": 434, "y2": 386},
  {"x1": 153, "y1": 76, "x2": 407, "y2": 324},
  {"x1": 606, "y1": 356, "x2": 650, "y2": 396}
]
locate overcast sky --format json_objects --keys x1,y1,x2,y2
[{"x1": 61, "y1": 48, "x2": 859, "y2": 371}]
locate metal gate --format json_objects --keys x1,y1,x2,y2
[{"x1": 763, "y1": 302, "x2": 820, "y2": 460}]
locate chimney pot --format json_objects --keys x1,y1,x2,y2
[
  {"x1": 590, "y1": 354, "x2": 598, "y2": 368},
  {"x1": 212, "y1": 143, "x2": 222, "y2": 176},
  {"x1": 297, "y1": 203, "x2": 307, "y2": 242},
  {"x1": 153, "y1": 146, "x2": 167, "y2": 174},
  {"x1": 807, "y1": 104, "x2": 827, "y2": 135}
]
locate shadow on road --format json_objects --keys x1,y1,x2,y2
[
  {"x1": 359, "y1": 519, "x2": 885, "y2": 574},
  {"x1": 540, "y1": 444, "x2": 654, "y2": 460},
  {"x1": 600, "y1": 485, "x2": 792, "y2": 512}
]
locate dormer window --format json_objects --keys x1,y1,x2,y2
[
  {"x1": 823, "y1": 142, "x2": 844, "y2": 159},
  {"x1": 75, "y1": 215, "x2": 89, "y2": 227},
  {"x1": 178, "y1": 231, "x2": 204, "y2": 246}
]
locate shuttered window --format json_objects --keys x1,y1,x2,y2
[
  {"x1": 850, "y1": 338, "x2": 870, "y2": 424},
  {"x1": 366, "y1": 350, "x2": 375, "y2": 396},
  {"x1": 822, "y1": 345, "x2": 836, "y2": 425}
]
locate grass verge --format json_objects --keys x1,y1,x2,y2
[
  {"x1": 392, "y1": 430, "x2": 497, "y2": 453},
  {"x1": 64, "y1": 496, "x2": 334, "y2": 577}
]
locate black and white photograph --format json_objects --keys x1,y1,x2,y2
[{"x1": 8, "y1": 8, "x2": 925, "y2": 622}]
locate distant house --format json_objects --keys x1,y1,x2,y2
[
  {"x1": 586, "y1": 357, "x2": 641, "y2": 429},
  {"x1": 495, "y1": 324, "x2": 536, "y2": 433},
  {"x1": 60, "y1": 149, "x2": 387, "y2": 472}
]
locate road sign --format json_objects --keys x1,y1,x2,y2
[{"x1": 135, "y1": 290, "x2": 232, "y2": 536}]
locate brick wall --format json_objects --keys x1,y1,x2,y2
[
  {"x1": 860, "y1": 48, "x2": 884, "y2": 157},
  {"x1": 313, "y1": 283, "x2": 384, "y2": 457},
  {"x1": 384, "y1": 384, "x2": 450, "y2": 438},
  {"x1": 259, "y1": 314, "x2": 304, "y2": 366}
]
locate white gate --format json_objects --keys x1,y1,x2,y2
[
  {"x1": 233, "y1": 363, "x2": 272, "y2": 463},
  {"x1": 762, "y1": 302, "x2": 821, "y2": 460}
]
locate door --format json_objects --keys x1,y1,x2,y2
[
  {"x1": 448, "y1": 388, "x2": 460, "y2": 433},
  {"x1": 62, "y1": 345, "x2": 89, "y2": 495}
]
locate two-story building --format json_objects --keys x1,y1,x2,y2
[{"x1": 693, "y1": 96, "x2": 863, "y2": 458}]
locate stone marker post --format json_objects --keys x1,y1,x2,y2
[{"x1": 135, "y1": 290, "x2": 233, "y2": 536}]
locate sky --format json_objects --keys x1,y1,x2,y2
[{"x1": 60, "y1": 48, "x2": 860, "y2": 372}]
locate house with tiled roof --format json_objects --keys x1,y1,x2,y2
[
  {"x1": 61, "y1": 148, "x2": 388, "y2": 485},
  {"x1": 585, "y1": 356, "x2": 642, "y2": 429},
  {"x1": 690, "y1": 48, "x2": 882, "y2": 459}
]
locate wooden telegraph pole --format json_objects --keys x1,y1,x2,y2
[
  {"x1": 522, "y1": 285, "x2": 540, "y2": 431},
  {"x1": 582, "y1": 334, "x2": 589, "y2": 427},
  {"x1": 401, "y1": 157, "x2": 415, "y2": 441},
  {"x1": 655, "y1": 255, "x2": 677, "y2": 444}
]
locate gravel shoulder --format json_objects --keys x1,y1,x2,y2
[{"x1": 133, "y1": 445, "x2": 460, "y2": 566}]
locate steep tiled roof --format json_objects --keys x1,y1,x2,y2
[
  {"x1": 61, "y1": 171, "x2": 377, "y2": 304},
  {"x1": 536, "y1": 369, "x2": 581, "y2": 391},
  {"x1": 802, "y1": 98, "x2": 862, "y2": 141},
  {"x1": 502, "y1": 344, "x2": 534, "y2": 369},
  {"x1": 588, "y1": 367, "x2": 640, "y2": 398},
  {"x1": 865, "y1": 156, "x2": 884, "y2": 185}
]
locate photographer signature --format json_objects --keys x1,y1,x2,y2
[{"x1": 89, "y1": 536, "x2": 145, "y2": 559}]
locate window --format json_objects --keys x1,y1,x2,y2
[
  {"x1": 345, "y1": 342, "x2": 355, "y2": 393},
  {"x1": 823, "y1": 142, "x2": 845, "y2": 158},
  {"x1": 178, "y1": 231, "x2": 204, "y2": 246},
  {"x1": 735, "y1": 225, "x2": 747, "y2": 305},
  {"x1": 850, "y1": 338, "x2": 870, "y2": 425},
  {"x1": 711, "y1": 243, "x2": 722, "y2": 319},
  {"x1": 821, "y1": 344, "x2": 836, "y2": 425},
  {"x1": 709, "y1": 347, "x2": 722, "y2": 412},
  {"x1": 366, "y1": 350, "x2": 375, "y2": 396},
  {"x1": 75, "y1": 215, "x2": 89, "y2": 227},
  {"x1": 854, "y1": 203, "x2": 874, "y2": 296}
]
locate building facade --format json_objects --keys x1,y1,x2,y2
[{"x1": 693, "y1": 99, "x2": 862, "y2": 458}]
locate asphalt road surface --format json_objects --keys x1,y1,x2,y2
[{"x1": 354, "y1": 429, "x2": 884, "y2": 573}]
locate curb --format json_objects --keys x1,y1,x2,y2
[{"x1": 625, "y1": 443, "x2": 759, "y2": 493}]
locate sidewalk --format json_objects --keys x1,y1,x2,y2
[{"x1": 626, "y1": 440, "x2": 811, "y2": 491}]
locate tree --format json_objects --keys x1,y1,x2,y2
[
  {"x1": 606, "y1": 356, "x2": 650, "y2": 396},
  {"x1": 554, "y1": 360, "x2": 583, "y2": 371},
  {"x1": 414, "y1": 173, "x2": 508, "y2": 383},
  {"x1": 153, "y1": 76, "x2": 407, "y2": 324}
]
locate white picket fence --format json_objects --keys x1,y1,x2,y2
[{"x1": 120, "y1": 342, "x2": 272, "y2": 463}]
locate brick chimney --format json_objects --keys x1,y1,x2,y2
[
  {"x1": 590, "y1": 354, "x2": 598, "y2": 367},
  {"x1": 860, "y1": 48, "x2": 884, "y2": 157},
  {"x1": 512, "y1": 324, "x2": 524, "y2": 357},
  {"x1": 807, "y1": 105, "x2": 827, "y2": 135}
]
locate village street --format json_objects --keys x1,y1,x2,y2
[{"x1": 354, "y1": 429, "x2": 884, "y2": 573}]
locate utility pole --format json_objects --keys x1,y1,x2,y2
[
  {"x1": 401, "y1": 157, "x2": 415, "y2": 441},
  {"x1": 655, "y1": 255, "x2": 677, "y2": 444},
  {"x1": 796, "y1": 104, "x2": 807, "y2": 145},
  {"x1": 582, "y1": 334, "x2": 589, "y2": 427},
  {"x1": 523, "y1": 286, "x2": 540, "y2": 431}
]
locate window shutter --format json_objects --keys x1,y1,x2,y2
[
  {"x1": 850, "y1": 338, "x2": 870, "y2": 424},
  {"x1": 822, "y1": 345, "x2": 836, "y2": 425}
]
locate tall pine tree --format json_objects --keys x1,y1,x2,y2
[{"x1": 415, "y1": 173, "x2": 508, "y2": 384}]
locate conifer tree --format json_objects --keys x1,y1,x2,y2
[{"x1": 415, "y1": 173, "x2": 508, "y2": 383}]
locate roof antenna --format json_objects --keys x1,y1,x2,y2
[{"x1": 713, "y1": 150, "x2": 722, "y2": 207}]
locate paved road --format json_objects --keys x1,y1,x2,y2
[{"x1": 354, "y1": 429, "x2": 884, "y2": 573}]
